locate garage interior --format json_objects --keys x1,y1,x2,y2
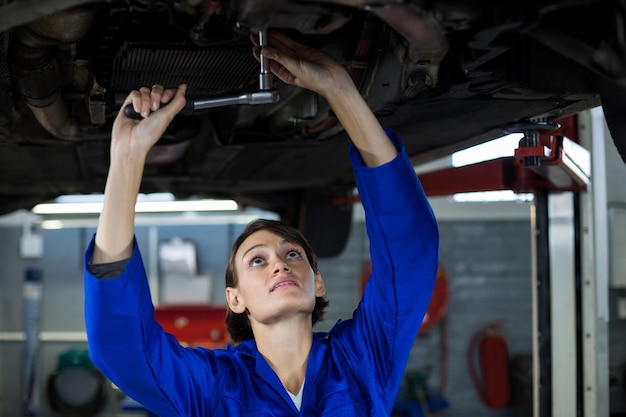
[{"x1": 1, "y1": 107, "x2": 625, "y2": 417}]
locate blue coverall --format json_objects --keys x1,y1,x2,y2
[{"x1": 84, "y1": 131, "x2": 439, "y2": 416}]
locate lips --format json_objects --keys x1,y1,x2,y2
[{"x1": 270, "y1": 279, "x2": 298, "y2": 292}]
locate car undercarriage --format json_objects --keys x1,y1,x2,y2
[{"x1": 1, "y1": 0, "x2": 625, "y2": 254}]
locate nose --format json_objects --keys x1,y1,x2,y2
[{"x1": 273, "y1": 257, "x2": 291, "y2": 274}]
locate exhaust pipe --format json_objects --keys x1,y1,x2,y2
[{"x1": 9, "y1": 6, "x2": 97, "y2": 140}]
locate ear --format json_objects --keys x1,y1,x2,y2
[
  {"x1": 314, "y1": 272, "x2": 325, "y2": 297},
  {"x1": 225, "y1": 287, "x2": 246, "y2": 314}
]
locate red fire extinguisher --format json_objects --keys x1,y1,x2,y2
[{"x1": 467, "y1": 323, "x2": 511, "y2": 408}]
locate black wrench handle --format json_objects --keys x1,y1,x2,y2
[{"x1": 123, "y1": 100, "x2": 194, "y2": 120}]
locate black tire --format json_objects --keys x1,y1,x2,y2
[
  {"x1": 599, "y1": 80, "x2": 626, "y2": 164},
  {"x1": 283, "y1": 189, "x2": 353, "y2": 258}
]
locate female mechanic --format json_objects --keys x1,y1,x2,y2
[{"x1": 84, "y1": 31, "x2": 439, "y2": 416}]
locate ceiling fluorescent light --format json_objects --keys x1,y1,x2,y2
[
  {"x1": 135, "y1": 200, "x2": 238, "y2": 213},
  {"x1": 452, "y1": 133, "x2": 523, "y2": 167},
  {"x1": 452, "y1": 190, "x2": 534, "y2": 202},
  {"x1": 54, "y1": 192, "x2": 175, "y2": 204},
  {"x1": 32, "y1": 199, "x2": 238, "y2": 215},
  {"x1": 33, "y1": 202, "x2": 102, "y2": 215},
  {"x1": 39, "y1": 209, "x2": 279, "y2": 230}
]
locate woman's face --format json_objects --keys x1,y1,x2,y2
[{"x1": 226, "y1": 230, "x2": 325, "y2": 327}]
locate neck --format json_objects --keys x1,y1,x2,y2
[{"x1": 252, "y1": 315, "x2": 313, "y2": 395}]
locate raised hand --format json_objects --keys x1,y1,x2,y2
[
  {"x1": 252, "y1": 31, "x2": 397, "y2": 167},
  {"x1": 93, "y1": 84, "x2": 187, "y2": 264},
  {"x1": 111, "y1": 84, "x2": 187, "y2": 163},
  {"x1": 251, "y1": 31, "x2": 354, "y2": 100}
]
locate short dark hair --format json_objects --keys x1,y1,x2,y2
[{"x1": 224, "y1": 219, "x2": 329, "y2": 344}]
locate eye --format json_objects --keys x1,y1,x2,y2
[
  {"x1": 286, "y1": 248, "x2": 303, "y2": 259},
  {"x1": 250, "y1": 256, "x2": 265, "y2": 267}
]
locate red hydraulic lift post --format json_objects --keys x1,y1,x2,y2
[{"x1": 416, "y1": 115, "x2": 590, "y2": 417}]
